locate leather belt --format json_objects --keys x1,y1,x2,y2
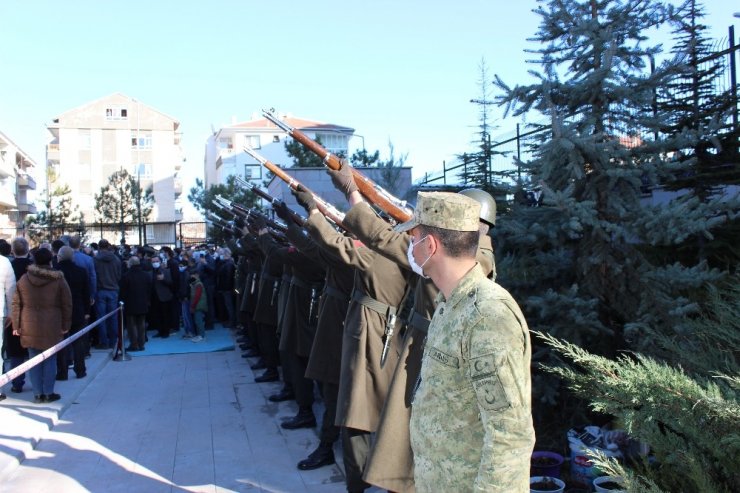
[{"x1": 351, "y1": 289, "x2": 397, "y2": 318}]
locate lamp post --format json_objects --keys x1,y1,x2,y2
[{"x1": 137, "y1": 166, "x2": 143, "y2": 246}]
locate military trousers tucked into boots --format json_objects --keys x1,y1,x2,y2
[{"x1": 342, "y1": 427, "x2": 371, "y2": 493}]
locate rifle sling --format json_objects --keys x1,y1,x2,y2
[{"x1": 351, "y1": 289, "x2": 397, "y2": 319}]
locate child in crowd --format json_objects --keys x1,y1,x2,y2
[{"x1": 189, "y1": 270, "x2": 207, "y2": 343}]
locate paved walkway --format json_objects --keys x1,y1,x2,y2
[{"x1": 0, "y1": 336, "x2": 361, "y2": 492}]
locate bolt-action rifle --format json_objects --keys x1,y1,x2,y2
[
  {"x1": 260, "y1": 109, "x2": 413, "y2": 223},
  {"x1": 242, "y1": 146, "x2": 347, "y2": 230},
  {"x1": 231, "y1": 176, "x2": 307, "y2": 227},
  {"x1": 213, "y1": 195, "x2": 288, "y2": 236}
]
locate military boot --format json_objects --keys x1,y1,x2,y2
[
  {"x1": 297, "y1": 441, "x2": 335, "y2": 470},
  {"x1": 281, "y1": 408, "x2": 316, "y2": 429}
]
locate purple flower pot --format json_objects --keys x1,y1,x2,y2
[{"x1": 531, "y1": 451, "x2": 565, "y2": 479}]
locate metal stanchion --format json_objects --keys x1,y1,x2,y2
[{"x1": 113, "y1": 302, "x2": 130, "y2": 362}]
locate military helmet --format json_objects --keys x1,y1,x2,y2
[{"x1": 459, "y1": 188, "x2": 497, "y2": 226}]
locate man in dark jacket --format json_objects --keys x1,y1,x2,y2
[
  {"x1": 93, "y1": 239, "x2": 121, "y2": 349},
  {"x1": 57, "y1": 246, "x2": 91, "y2": 378},
  {"x1": 119, "y1": 256, "x2": 153, "y2": 351},
  {"x1": 3, "y1": 238, "x2": 32, "y2": 393},
  {"x1": 215, "y1": 249, "x2": 236, "y2": 328}
]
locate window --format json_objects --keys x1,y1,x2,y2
[
  {"x1": 272, "y1": 135, "x2": 280, "y2": 143},
  {"x1": 79, "y1": 130, "x2": 91, "y2": 149},
  {"x1": 105, "y1": 106, "x2": 128, "y2": 120},
  {"x1": 218, "y1": 138, "x2": 233, "y2": 150},
  {"x1": 244, "y1": 134, "x2": 260, "y2": 149},
  {"x1": 133, "y1": 163, "x2": 153, "y2": 179},
  {"x1": 131, "y1": 132, "x2": 152, "y2": 149},
  {"x1": 316, "y1": 133, "x2": 347, "y2": 154},
  {"x1": 244, "y1": 164, "x2": 262, "y2": 180}
]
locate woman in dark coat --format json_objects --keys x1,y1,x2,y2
[
  {"x1": 149, "y1": 255, "x2": 173, "y2": 338},
  {"x1": 119, "y1": 256, "x2": 153, "y2": 351},
  {"x1": 12, "y1": 248, "x2": 72, "y2": 403},
  {"x1": 57, "y1": 246, "x2": 91, "y2": 378}
]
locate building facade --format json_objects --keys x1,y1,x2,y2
[
  {"x1": 204, "y1": 113, "x2": 357, "y2": 188},
  {"x1": 0, "y1": 130, "x2": 37, "y2": 239},
  {"x1": 46, "y1": 93, "x2": 185, "y2": 223}
]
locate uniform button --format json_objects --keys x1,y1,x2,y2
[
  {"x1": 468, "y1": 291, "x2": 474, "y2": 297},
  {"x1": 439, "y1": 308, "x2": 444, "y2": 315}
]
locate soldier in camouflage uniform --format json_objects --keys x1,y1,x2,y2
[{"x1": 400, "y1": 192, "x2": 535, "y2": 493}]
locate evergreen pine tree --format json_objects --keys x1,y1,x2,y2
[
  {"x1": 94, "y1": 169, "x2": 154, "y2": 244},
  {"x1": 647, "y1": 0, "x2": 740, "y2": 267},
  {"x1": 540, "y1": 274, "x2": 739, "y2": 492},
  {"x1": 458, "y1": 60, "x2": 514, "y2": 208},
  {"x1": 187, "y1": 175, "x2": 259, "y2": 244},
  {"x1": 26, "y1": 166, "x2": 82, "y2": 243},
  {"x1": 490, "y1": 0, "x2": 735, "y2": 445}
]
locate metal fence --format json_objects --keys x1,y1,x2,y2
[
  {"x1": 0, "y1": 221, "x2": 208, "y2": 248},
  {"x1": 418, "y1": 26, "x2": 739, "y2": 188}
]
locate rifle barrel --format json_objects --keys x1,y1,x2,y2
[{"x1": 261, "y1": 110, "x2": 412, "y2": 223}]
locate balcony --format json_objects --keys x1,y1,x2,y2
[
  {"x1": 174, "y1": 178, "x2": 183, "y2": 196},
  {"x1": 0, "y1": 188, "x2": 16, "y2": 208},
  {"x1": 18, "y1": 200, "x2": 37, "y2": 214},
  {"x1": 47, "y1": 143, "x2": 59, "y2": 163},
  {"x1": 17, "y1": 173, "x2": 36, "y2": 190},
  {"x1": 0, "y1": 153, "x2": 13, "y2": 178}
]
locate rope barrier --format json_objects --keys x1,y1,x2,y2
[{"x1": 0, "y1": 304, "x2": 124, "y2": 389}]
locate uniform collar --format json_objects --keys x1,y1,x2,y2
[{"x1": 436, "y1": 263, "x2": 484, "y2": 308}]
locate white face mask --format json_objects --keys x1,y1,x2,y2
[
  {"x1": 406, "y1": 235, "x2": 432, "y2": 279},
  {"x1": 151, "y1": 262, "x2": 161, "y2": 269}
]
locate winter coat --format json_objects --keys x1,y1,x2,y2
[
  {"x1": 216, "y1": 259, "x2": 235, "y2": 292},
  {"x1": 0, "y1": 255, "x2": 16, "y2": 359},
  {"x1": 3, "y1": 256, "x2": 28, "y2": 359},
  {"x1": 94, "y1": 249, "x2": 122, "y2": 291},
  {"x1": 58, "y1": 259, "x2": 91, "y2": 330},
  {"x1": 190, "y1": 279, "x2": 207, "y2": 312},
  {"x1": 12, "y1": 264, "x2": 72, "y2": 351},
  {"x1": 152, "y1": 266, "x2": 174, "y2": 302},
  {"x1": 119, "y1": 265, "x2": 153, "y2": 315}
]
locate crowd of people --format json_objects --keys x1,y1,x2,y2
[
  {"x1": 0, "y1": 162, "x2": 535, "y2": 491},
  {"x1": 0, "y1": 235, "x2": 237, "y2": 403}
]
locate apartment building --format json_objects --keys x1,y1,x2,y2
[
  {"x1": 46, "y1": 93, "x2": 185, "y2": 223},
  {"x1": 0, "y1": 130, "x2": 37, "y2": 239},
  {"x1": 204, "y1": 113, "x2": 357, "y2": 188}
]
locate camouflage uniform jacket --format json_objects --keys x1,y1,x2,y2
[{"x1": 409, "y1": 264, "x2": 534, "y2": 493}]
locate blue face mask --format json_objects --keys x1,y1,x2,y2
[
  {"x1": 178, "y1": 266, "x2": 187, "y2": 272},
  {"x1": 151, "y1": 262, "x2": 161, "y2": 269}
]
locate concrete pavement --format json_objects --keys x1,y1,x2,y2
[{"x1": 0, "y1": 339, "x2": 366, "y2": 492}]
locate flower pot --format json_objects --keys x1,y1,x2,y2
[
  {"x1": 530, "y1": 476, "x2": 566, "y2": 493},
  {"x1": 531, "y1": 450, "x2": 565, "y2": 478},
  {"x1": 593, "y1": 475, "x2": 626, "y2": 492}
]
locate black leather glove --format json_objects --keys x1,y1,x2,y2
[
  {"x1": 292, "y1": 185, "x2": 318, "y2": 213},
  {"x1": 327, "y1": 158, "x2": 359, "y2": 195},
  {"x1": 250, "y1": 213, "x2": 267, "y2": 232},
  {"x1": 274, "y1": 201, "x2": 293, "y2": 223}
]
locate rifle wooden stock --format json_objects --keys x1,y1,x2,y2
[
  {"x1": 260, "y1": 160, "x2": 347, "y2": 230},
  {"x1": 261, "y1": 110, "x2": 413, "y2": 223},
  {"x1": 242, "y1": 145, "x2": 347, "y2": 229},
  {"x1": 233, "y1": 176, "x2": 307, "y2": 227}
]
